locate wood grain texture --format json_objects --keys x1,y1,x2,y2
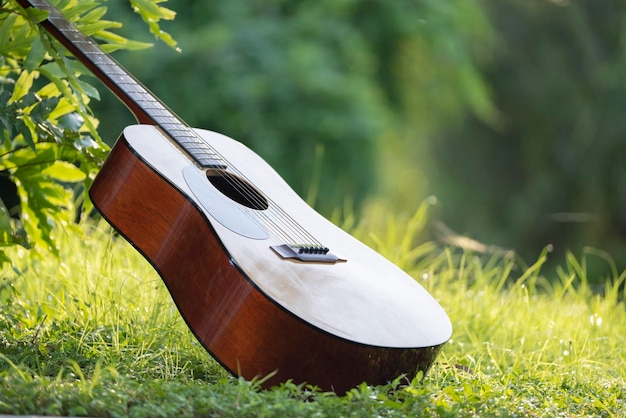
[{"x1": 89, "y1": 134, "x2": 445, "y2": 392}]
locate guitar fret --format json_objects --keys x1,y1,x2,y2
[
  {"x1": 48, "y1": 16, "x2": 69, "y2": 26},
  {"x1": 171, "y1": 136, "x2": 202, "y2": 145},
  {"x1": 126, "y1": 90, "x2": 156, "y2": 102},
  {"x1": 164, "y1": 129, "x2": 197, "y2": 138},
  {"x1": 181, "y1": 143, "x2": 209, "y2": 149},
  {"x1": 153, "y1": 113, "x2": 184, "y2": 124},
  {"x1": 197, "y1": 159, "x2": 225, "y2": 168},
  {"x1": 147, "y1": 108, "x2": 176, "y2": 117},
  {"x1": 132, "y1": 99, "x2": 167, "y2": 110},
  {"x1": 169, "y1": 129, "x2": 198, "y2": 136},
  {"x1": 176, "y1": 137, "x2": 203, "y2": 144},
  {"x1": 163, "y1": 131, "x2": 194, "y2": 141},
  {"x1": 82, "y1": 51, "x2": 114, "y2": 65},
  {"x1": 151, "y1": 115, "x2": 181, "y2": 124},
  {"x1": 189, "y1": 150, "x2": 221, "y2": 158},
  {"x1": 165, "y1": 129, "x2": 225, "y2": 164},
  {"x1": 159, "y1": 123, "x2": 188, "y2": 131},
  {"x1": 59, "y1": 28, "x2": 84, "y2": 42},
  {"x1": 197, "y1": 157, "x2": 224, "y2": 164},
  {"x1": 187, "y1": 148, "x2": 221, "y2": 158},
  {"x1": 64, "y1": 41, "x2": 102, "y2": 55},
  {"x1": 96, "y1": 64, "x2": 126, "y2": 75},
  {"x1": 109, "y1": 74, "x2": 136, "y2": 85},
  {"x1": 89, "y1": 55, "x2": 117, "y2": 68},
  {"x1": 117, "y1": 83, "x2": 145, "y2": 93},
  {"x1": 173, "y1": 135, "x2": 199, "y2": 142},
  {"x1": 174, "y1": 137, "x2": 212, "y2": 149}
]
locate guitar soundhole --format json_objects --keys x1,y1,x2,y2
[{"x1": 206, "y1": 169, "x2": 269, "y2": 210}]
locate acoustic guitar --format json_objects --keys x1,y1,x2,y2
[{"x1": 17, "y1": 0, "x2": 452, "y2": 392}]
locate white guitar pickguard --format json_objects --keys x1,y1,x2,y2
[{"x1": 182, "y1": 165, "x2": 269, "y2": 240}]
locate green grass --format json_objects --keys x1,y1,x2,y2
[{"x1": 1, "y1": 204, "x2": 625, "y2": 417}]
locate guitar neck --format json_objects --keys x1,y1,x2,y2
[{"x1": 17, "y1": 0, "x2": 224, "y2": 168}]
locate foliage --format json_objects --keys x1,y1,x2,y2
[
  {"x1": 0, "y1": 0, "x2": 176, "y2": 265},
  {"x1": 90, "y1": 0, "x2": 626, "y2": 277},
  {"x1": 415, "y1": 0, "x2": 626, "y2": 275},
  {"x1": 1, "y1": 211, "x2": 625, "y2": 416},
  {"x1": 4, "y1": 0, "x2": 624, "y2": 282},
  {"x1": 91, "y1": 0, "x2": 494, "y2": 214},
  {"x1": 1, "y1": 0, "x2": 497, "y2": 266}
]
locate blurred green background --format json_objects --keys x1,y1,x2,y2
[{"x1": 92, "y1": 0, "x2": 626, "y2": 278}]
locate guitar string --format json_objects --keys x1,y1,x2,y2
[{"x1": 46, "y1": 16, "x2": 324, "y2": 248}]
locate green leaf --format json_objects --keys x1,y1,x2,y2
[
  {"x1": 100, "y1": 39, "x2": 153, "y2": 53},
  {"x1": 60, "y1": 1, "x2": 101, "y2": 22},
  {"x1": 94, "y1": 30, "x2": 153, "y2": 51},
  {"x1": 0, "y1": 7, "x2": 40, "y2": 57},
  {"x1": 42, "y1": 161, "x2": 86, "y2": 183},
  {"x1": 57, "y1": 112, "x2": 84, "y2": 131},
  {"x1": 0, "y1": 200, "x2": 12, "y2": 232},
  {"x1": 0, "y1": 13, "x2": 18, "y2": 54},
  {"x1": 76, "y1": 79, "x2": 100, "y2": 100},
  {"x1": 131, "y1": 0, "x2": 177, "y2": 21},
  {"x1": 1, "y1": 142, "x2": 56, "y2": 171},
  {"x1": 16, "y1": 92, "x2": 40, "y2": 109},
  {"x1": 130, "y1": 0, "x2": 179, "y2": 49},
  {"x1": 79, "y1": 6, "x2": 108, "y2": 25},
  {"x1": 9, "y1": 70, "x2": 37, "y2": 104},
  {"x1": 18, "y1": 119, "x2": 35, "y2": 150},
  {"x1": 30, "y1": 96, "x2": 60, "y2": 125},
  {"x1": 23, "y1": 5, "x2": 50, "y2": 24},
  {"x1": 23, "y1": 37, "x2": 46, "y2": 71}
]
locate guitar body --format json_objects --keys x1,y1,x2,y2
[
  {"x1": 90, "y1": 125, "x2": 451, "y2": 392},
  {"x1": 18, "y1": 0, "x2": 451, "y2": 392}
]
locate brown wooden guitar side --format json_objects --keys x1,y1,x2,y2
[{"x1": 90, "y1": 132, "x2": 443, "y2": 393}]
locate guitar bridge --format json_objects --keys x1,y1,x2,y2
[{"x1": 271, "y1": 244, "x2": 345, "y2": 263}]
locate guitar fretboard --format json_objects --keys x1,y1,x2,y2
[{"x1": 18, "y1": 0, "x2": 225, "y2": 168}]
